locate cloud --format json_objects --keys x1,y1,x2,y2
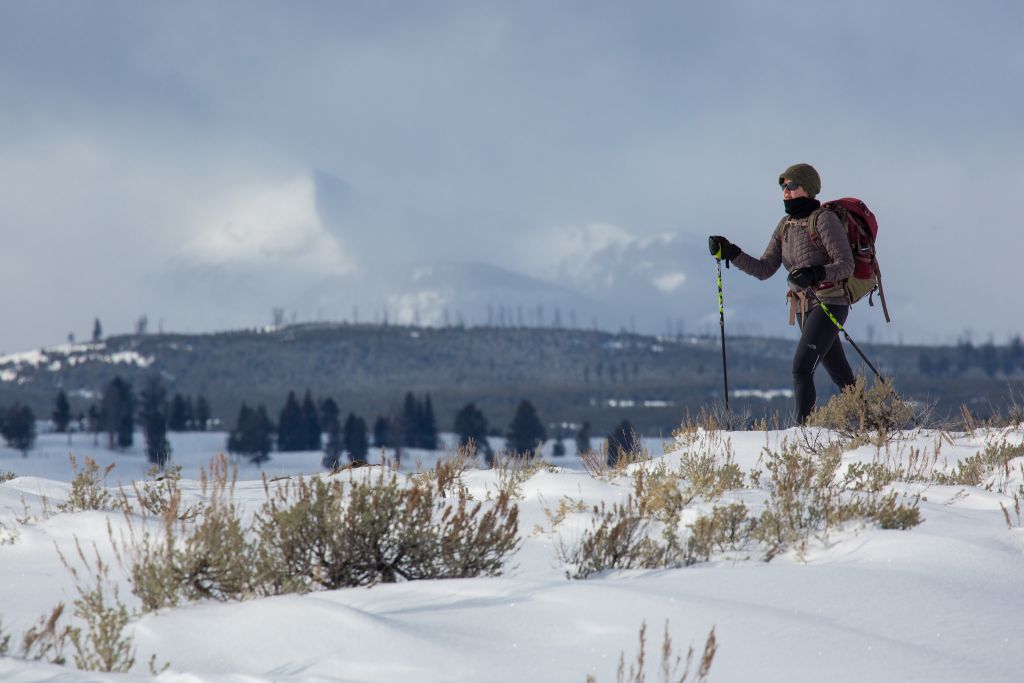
[{"x1": 185, "y1": 175, "x2": 353, "y2": 275}]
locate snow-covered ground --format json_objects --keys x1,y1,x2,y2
[{"x1": 1, "y1": 427, "x2": 1023, "y2": 682}]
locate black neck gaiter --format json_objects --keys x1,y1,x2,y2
[{"x1": 784, "y1": 197, "x2": 821, "y2": 219}]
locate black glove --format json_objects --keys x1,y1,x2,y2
[
  {"x1": 708, "y1": 236, "x2": 741, "y2": 261},
  {"x1": 788, "y1": 265, "x2": 826, "y2": 289}
]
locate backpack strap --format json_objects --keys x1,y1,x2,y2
[
  {"x1": 872, "y1": 259, "x2": 892, "y2": 323},
  {"x1": 805, "y1": 207, "x2": 828, "y2": 251}
]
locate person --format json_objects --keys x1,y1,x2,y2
[{"x1": 708, "y1": 163, "x2": 855, "y2": 423}]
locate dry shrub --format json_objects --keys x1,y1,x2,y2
[
  {"x1": 807, "y1": 376, "x2": 913, "y2": 446},
  {"x1": 131, "y1": 464, "x2": 192, "y2": 517},
  {"x1": 558, "y1": 497, "x2": 666, "y2": 578},
  {"x1": 0, "y1": 520, "x2": 17, "y2": 546},
  {"x1": 753, "y1": 441, "x2": 921, "y2": 558},
  {"x1": 492, "y1": 451, "x2": 552, "y2": 499},
  {"x1": 585, "y1": 621, "x2": 717, "y2": 683},
  {"x1": 128, "y1": 459, "x2": 520, "y2": 609},
  {"x1": 129, "y1": 455, "x2": 254, "y2": 611},
  {"x1": 411, "y1": 445, "x2": 476, "y2": 499},
  {"x1": 674, "y1": 431, "x2": 744, "y2": 501},
  {"x1": 685, "y1": 502, "x2": 753, "y2": 565},
  {"x1": 20, "y1": 604, "x2": 74, "y2": 665},
  {"x1": 933, "y1": 440, "x2": 1024, "y2": 487},
  {"x1": 0, "y1": 619, "x2": 10, "y2": 656},
  {"x1": 0, "y1": 470, "x2": 14, "y2": 483},
  {"x1": 539, "y1": 495, "x2": 588, "y2": 531},
  {"x1": 57, "y1": 539, "x2": 136, "y2": 672},
  {"x1": 60, "y1": 455, "x2": 115, "y2": 512}
]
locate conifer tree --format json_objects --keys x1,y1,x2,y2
[
  {"x1": 320, "y1": 398, "x2": 343, "y2": 469},
  {"x1": 140, "y1": 375, "x2": 171, "y2": 468},
  {"x1": 1, "y1": 404, "x2": 36, "y2": 455},
  {"x1": 372, "y1": 415, "x2": 394, "y2": 448},
  {"x1": 168, "y1": 394, "x2": 190, "y2": 432},
  {"x1": 227, "y1": 403, "x2": 273, "y2": 464},
  {"x1": 227, "y1": 404, "x2": 253, "y2": 455},
  {"x1": 575, "y1": 421, "x2": 592, "y2": 455},
  {"x1": 506, "y1": 399, "x2": 546, "y2": 457},
  {"x1": 343, "y1": 413, "x2": 369, "y2": 464},
  {"x1": 454, "y1": 402, "x2": 492, "y2": 463},
  {"x1": 399, "y1": 392, "x2": 419, "y2": 449},
  {"x1": 87, "y1": 404, "x2": 101, "y2": 445},
  {"x1": 101, "y1": 376, "x2": 134, "y2": 449},
  {"x1": 277, "y1": 391, "x2": 304, "y2": 451},
  {"x1": 52, "y1": 390, "x2": 71, "y2": 436},
  {"x1": 552, "y1": 425, "x2": 566, "y2": 457},
  {"x1": 301, "y1": 390, "x2": 321, "y2": 450},
  {"x1": 418, "y1": 394, "x2": 439, "y2": 449},
  {"x1": 194, "y1": 395, "x2": 211, "y2": 431},
  {"x1": 605, "y1": 420, "x2": 639, "y2": 468},
  {"x1": 92, "y1": 318, "x2": 102, "y2": 342}
]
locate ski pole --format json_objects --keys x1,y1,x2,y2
[
  {"x1": 711, "y1": 246, "x2": 731, "y2": 415},
  {"x1": 803, "y1": 288, "x2": 884, "y2": 381}
]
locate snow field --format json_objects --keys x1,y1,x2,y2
[{"x1": 1, "y1": 427, "x2": 1023, "y2": 682}]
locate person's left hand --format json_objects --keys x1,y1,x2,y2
[{"x1": 788, "y1": 265, "x2": 826, "y2": 289}]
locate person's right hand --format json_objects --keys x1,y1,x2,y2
[{"x1": 708, "y1": 236, "x2": 740, "y2": 261}]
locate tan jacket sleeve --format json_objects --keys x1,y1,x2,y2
[{"x1": 732, "y1": 219, "x2": 785, "y2": 280}]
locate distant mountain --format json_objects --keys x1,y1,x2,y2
[{"x1": 152, "y1": 168, "x2": 824, "y2": 338}]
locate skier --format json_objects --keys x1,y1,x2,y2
[{"x1": 708, "y1": 163, "x2": 855, "y2": 423}]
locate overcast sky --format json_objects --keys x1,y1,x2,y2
[{"x1": 1, "y1": 0, "x2": 1021, "y2": 351}]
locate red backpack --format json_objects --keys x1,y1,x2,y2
[{"x1": 808, "y1": 198, "x2": 891, "y2": 322}]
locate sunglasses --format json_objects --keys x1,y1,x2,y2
[{"x1": 779, "y1": 180, "x2": 801, "y2": 191}]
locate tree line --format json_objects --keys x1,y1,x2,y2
[{"x1": 2, "y1": 379, "x2": 645, "y2": 470}]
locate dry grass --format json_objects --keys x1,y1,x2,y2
[
  {"x1": 19, "y1": 604, "x2": 74, "y2": 665},
  {"x1": 585, "y1": 621, "x2": 717, "y2": 683},
  {"x1": 999, "y1": 484, "x2": 1024, "y2": 529}
]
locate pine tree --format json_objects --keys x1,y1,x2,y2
[
  {"x1": 372, "y1": 415, "x2": 394, "y2": 448},
  {"x1": 453, "y1": 402, "x2": 492, "y2": 463},
  {"x1": 168, "y1": 394, "x2": 190, "y2": 432},
  {"x1": 101, "y1": 376, "x2": 134, "y2": 449},
  {"x1": 1, "y1": 404, "x2": 36, "y2": 455},
  {"x1": 92, "y1": 318, "x2": 103, "y2": 342},
  {"x1": 418, "y1": 394, "x2": 439, "y2": 449},
  {"x1": 227, "y1": 404, "x2": 253, "y2": 455},
  {"x1": 399, "y1": 392, "x2": 419, "y2": 449},
  {"x1": 140, "y1": 375, "x2": 171, "y2": 468},
  {"x1": 552, "y1": 425, "x2": 566, "y2": 457},
  {"x1": 193, "y1": 395, "x2": 211, "y2": 431},
  {"x1": 277, "y1": 391, "x2": 304, "y2": 452},
  {"x1": 343, "y1": 413, "x2": 369, "y2": 464},
  {"x1": 605, "y1": 420, "x2": 639, "y2": 468},
  {"x1": 506, "y1": 399, "x2": 546, "y2": 457},
  {"x1": 575, "y1": 421, "x2": 592, "y2": 455},
  {"x1": 52, "y1": 390, "x2": 72, "y2": 436},
  {"x1": 87, "y1": 404, "x2": 101, "y2": 445},
  {"x1": 320, "y1": 398, "x2": 343, "y2": 469},
  {"x1": 301, "y1": 390, "x2": 322, "y2": 450},
  {"x1": 250, "y1": 406, "x2": 274, "y2": 465},
  {"x1": 227, "y1": 403, "x2": 273, "y2": 464}
]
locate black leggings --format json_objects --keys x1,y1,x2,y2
[{"x1": 793, "y1": 304, "x2": 856, "y2": 423}]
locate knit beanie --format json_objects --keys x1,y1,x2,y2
[{"x1": 778, "y1": 163, "x2": 821, "y2": 197}]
